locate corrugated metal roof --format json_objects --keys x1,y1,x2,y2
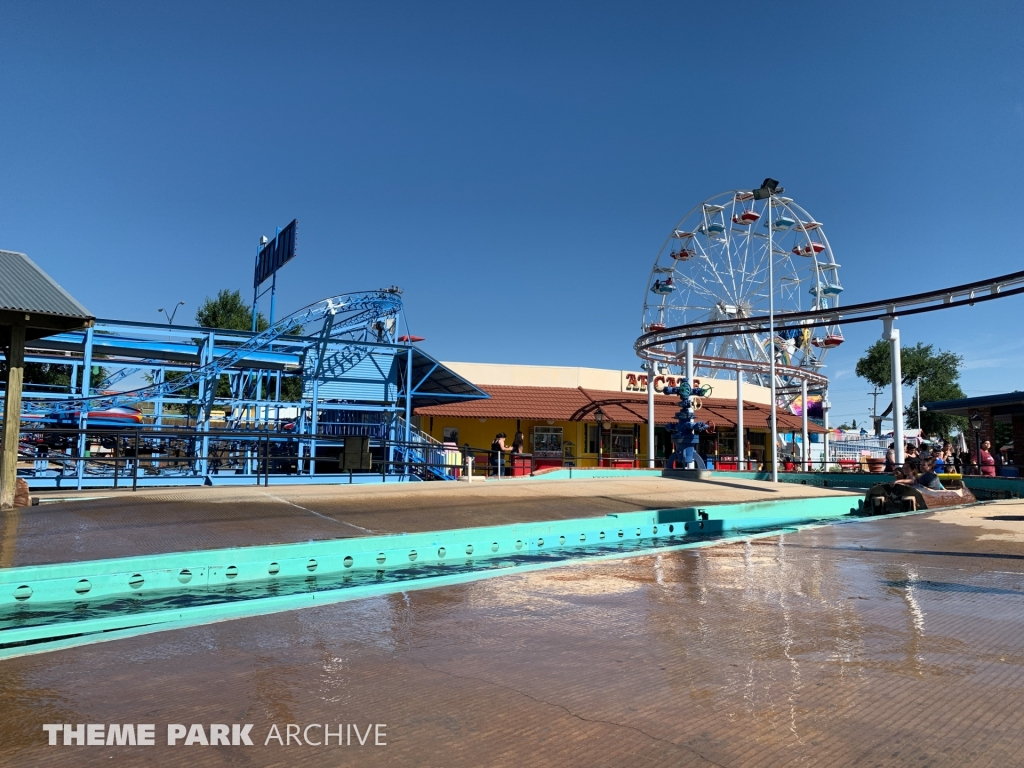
[
  {"x1": 0, "y1": 250, "x2": 92, "y2": 318},
  {"x1": 415, "y1": 385, "x2": 825, "y2": 432}
]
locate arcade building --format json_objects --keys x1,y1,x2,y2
[{"x1": 414, "y1": 362, "x2": 824, "y2": 470}]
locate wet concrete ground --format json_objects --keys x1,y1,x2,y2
[
  {"x1": 0, "y1": 476, "x2": 851, "y2": 566},
  {"x1": 3, "y1": 497, "x2": 1024, "y2": 767}
]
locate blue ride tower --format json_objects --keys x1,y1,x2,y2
[{"x1": 663, "y1": 378, "x2": 715, "y2": 470}]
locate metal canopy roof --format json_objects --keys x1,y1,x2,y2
[
  {"x1": 0, "y1": 250, "x2": 94, "y2": 342},
  {"x1": 923, "y1": 392, "x2": 1024, "y2": 418},
  {"x1": 399, "y1": 346, "x2": 489, "y2": 408}
]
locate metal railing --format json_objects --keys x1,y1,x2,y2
[{"x1": 17, "y1": 426, "x2": 274, "y2": 490}]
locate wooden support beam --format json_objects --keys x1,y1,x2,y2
[{"x1": 1, "y1": 323, "x2": 26, "y2": 509}]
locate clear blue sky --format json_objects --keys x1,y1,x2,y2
[{"x1": 2, "y1": 1, "x2": 1022, "y2": 427}]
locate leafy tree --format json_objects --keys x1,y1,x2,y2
[
  {"x1": 1, "y1": 361, "x2": 109, "y2": 392},
  {"x1": 855, "y1": 341, "x2": 967, "y2": 439},
  {"x1": 162, "y1": 289, "x2": 304, "y2": 413},
  {"x1": 22, "y1": 362, "x2": 72, "y2": 389},
  {"x1": 196, "y1": 289, "x2": 268, "y2": 333},
  {"x1": 995, "y1": 420, "x2": 1013, "y2": 451}
]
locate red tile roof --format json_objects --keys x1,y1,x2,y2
[{"x1": 415, "y1": 385, "x2": 824, "y2": 432}]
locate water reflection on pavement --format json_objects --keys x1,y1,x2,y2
[{"x1": 2, "y1": 511, "x2": 1024, "y2": 767}]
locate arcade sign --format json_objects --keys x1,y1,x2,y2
[{"x1": 623, "y1": 373, "x2": 700, "y2": 394}]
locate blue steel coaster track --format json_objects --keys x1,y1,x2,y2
[
  {"x1": 635, "y1": 270, "x2": 1024, "y2": 359},
  {"x1": 23, "y1": 290, "x2": 404, "y2": 415}
]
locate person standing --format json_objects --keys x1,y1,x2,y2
[
  {"x1": 973, "y1": 439, "x2": 997, "y2": 477},
  {"x1": 904, "y1": 444, "x2": 920, "y2": 472},
  {"x1": 884, "y1": 443, "x2": 896, "y2": 473},
  {"x1": 490, "y1": 432, "x2": 511, "y2": 476}
]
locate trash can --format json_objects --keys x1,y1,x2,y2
[{"x1": 511, "y1": 453, "x2": 533, "y2": 477}]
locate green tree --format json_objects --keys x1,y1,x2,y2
[
  {"x1": 167, "y1": 289, "x2": 303, "y2": 410},
  {"x1": 196, "y1": 289, "x2": 268, "y2": 332},
  {"x1": 1, "y1": 361, "x2": 109, "y2": 393},
  {"x1": 855, "y1": 341, "x2": 967, "y2": 439}
]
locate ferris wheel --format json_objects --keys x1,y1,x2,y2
[{"x1": 642, "y1": 188, "x2": 843, "y2": 405}]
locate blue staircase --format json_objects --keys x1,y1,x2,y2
[{"x1": 393, "y1": 417, "x2": 458, "y2": 480}]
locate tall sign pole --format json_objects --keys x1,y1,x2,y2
[
  {"x1": 253, "y1": 220, "x2": 299, "y2": 331},
  {"x1": 646, "y1": 361, "x2": 655, "y2": 468},
  {"x1": 768, "y1": 193, "x2": 778, "y2": 483}
]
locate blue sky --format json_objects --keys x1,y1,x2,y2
[{"x1": 2, "y1": 1, "x2": 1023, "y2": 427}]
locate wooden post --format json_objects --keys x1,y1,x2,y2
[{"x1": 1, "y1": 324, "x2": 26, "y2": 509}]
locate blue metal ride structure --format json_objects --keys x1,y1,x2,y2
[
  {"x1": 663, "y1": 379, "x2": 715, "y2": 470},
  {"x1": 8, "y1": 288, "x2": 488, "y2": 488},
  {"x1": 21, "y1": 289, "x2": 404, "y2": 416}
]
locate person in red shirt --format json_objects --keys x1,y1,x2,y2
[{"x1": 972, "y1": 440, "x2": 997, "y2": 477}]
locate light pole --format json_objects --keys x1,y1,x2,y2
[
  {"x1": 158, "y1": 301, "x2": 185, "y2": 325},
  {"x1": 969, "y1": 411, "x2": 983, "y2": 475},
  {"x1": 752, "y1": 178, "x2": 783, "y2": 482},
  {"x1": 916, "y1": 376, "x2": 922, "y2": 432},
  {"x1": 595, "y1": 407, "x2": 606, "y2": 468}
]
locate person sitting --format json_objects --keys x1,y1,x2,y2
[
  {"x1": 932, "y1": 450, "x2": 945, "y2": 473},
  {"x1": 895, "y1": 457, "x2": 944, "y2": 490}
]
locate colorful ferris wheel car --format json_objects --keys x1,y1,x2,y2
[
  {"x1": 671, "y1": 247, "x2": 696, "y2": 261},
  {"x1": 647, "y1": 322, "x2": 667, "y2": 332},
  {"x1": 650, "y1": 278, "x2": 676, "y2": 295},
  {"x1": 811, "y1": 333, "x2": 845, "y2": 349},
  {"x1": 731, "y1": 209, "x2": 761, "y2": 226},
  {"x1": 797, "y1": 220, "x2": 822, "y2": 232},
  {"x1": 792, "y1": 241, "x2": 826, "y2": 257},
  {"x1": 697, "y1": 222, "x2": 726, "y2": 238},
  {"x1": 808, "y1": 284, "x2": 844, "y2": 297},
  {"x1": 770, "y1": 216, "x2": 796, "y2": 232}
]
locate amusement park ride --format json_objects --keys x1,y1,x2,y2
[
  {"x1": 8, "y1": 223, "x2": 487, "y2": 488},
  {"x1": 642, "y1": 180, "x2": 844, "y2": 400},
  {"x1": 642, "y1": 180, "x2": 840, "y2": 478},
  {"x1": 639, "y1": 179, "x2": 1024, "y2": 478}
]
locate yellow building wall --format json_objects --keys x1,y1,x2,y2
[
  {"x1": 419, "y1": 415, "x2": 777, "y2": 469},
  {"x1": 420, "y1": 416, "x2": 651, "y2": 466}
]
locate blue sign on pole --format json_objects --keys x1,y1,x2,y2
[{"x1": 254, "y1": 219, "x2": 298, "y2": 288}]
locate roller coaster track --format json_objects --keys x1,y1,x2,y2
[
  {"x1": 679, "y1": 354, "x2": 829, "y2": 390},
  {"x1": 636, "y1": 269, "x2": 1024, "y2": 358},
  {"x1": 23, "y1": 290, "x2": 404, "y2": 415}
]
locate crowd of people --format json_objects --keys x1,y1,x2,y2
[{"x1": 882, "y1": 438, "x2": 1001, "y2": 490}]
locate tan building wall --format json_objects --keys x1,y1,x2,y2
[{"x1": 442, "y1": 361, "x2": 773, "y2": 404}]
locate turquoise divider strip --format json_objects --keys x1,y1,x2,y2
[
  {"x1": 530, "y1": 468, "x2": 890, "y2": 489},
  {"x1": 0, "y1": 495, "x2": 860, "y2": 608},
  {"x1": 0, "y1": 526, "x2": 817, "y2": 660}
]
